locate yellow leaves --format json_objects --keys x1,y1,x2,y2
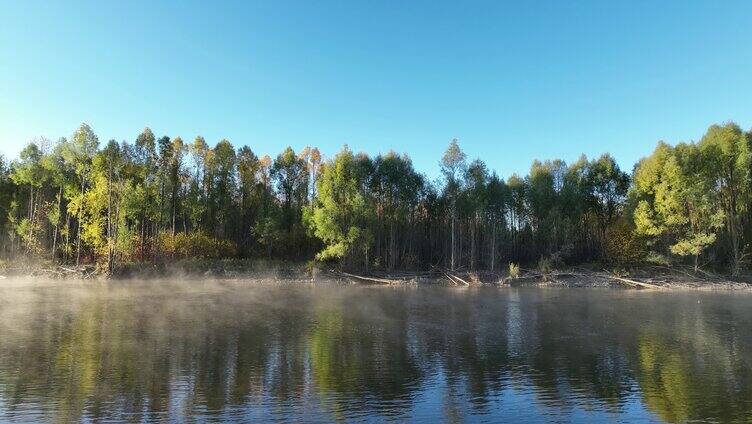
[
  {"x1": 670, "y1": 233, "x2": 716, "y2": 257},
  {"x1": 631, "y1": 129, "x2": 731, "y2": 263},
  {"x1": 634, "y1": 201, "x2": 663, "y2": 237},
  {"x1": 156, "y1": 231, "x2": 237, "y2": 260}
]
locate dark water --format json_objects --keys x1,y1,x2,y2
[{"x1": 0, "y1": 280, "x2": 751, "y2": 423}]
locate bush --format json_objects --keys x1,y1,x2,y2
[
  {"x1": 538, "y1": 257, "x2": 553, "y2": 275},
  {"x1": 644, "y1": 251, "x2": 670, "y2": 266},
  {"x1": 508, "y1": 262, "x2": 520, "y2": 278},
  {"x1": 604, "y1": 221, "x2": 646, "y2": 265},
  {"x1": 156, "y1": 231, "x2": 237, "y2": 260}
]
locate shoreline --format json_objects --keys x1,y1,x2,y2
[
  {"x1": 1, "y1": 260, "x2": 750, "y2": 290},
  {"x1": 328, "y1": 267, "x2": 752, "y2": 290}
]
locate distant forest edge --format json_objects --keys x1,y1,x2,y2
[{"x1": 0, "y1": 121, "x2": 749, "y2": 276}]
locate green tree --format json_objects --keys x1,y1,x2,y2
[
  {"x1": 485, "y1": 172, "x2": 508, "y2": 271},
  {"x1": 306, "y1": 147, "x2": 374, "y2": 269},
  {"x1": 440, "y1": 139, "x2": 466, "y2": 270},
  {"x1": 588, "y1": 154, "x2": 630, "y2": 253},
  {"x1": 697, "y1": 123, "x2": 750, "y2": 275},
  {"x1": 212, "y1": 139, "x2": 237, "y2": 238},
  {"x1": 10, "y1": 142, "x2": 46, "y2": 252},
  {"x1": 464, "y1": 159, "x2": 489, "y2": 270},
  {"x1": 61, "y1": 124, "x2": 99, "y2": 264},
  {"x1": 633, "y1": 142, "x2": 722, "y2": 271},
  {"x1": 372, "y1": 151, "x2": 424, "y2": 269}
]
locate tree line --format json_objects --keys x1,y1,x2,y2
[{"x1": 0, "y1": 121, "x2": 749, "y2": 275}]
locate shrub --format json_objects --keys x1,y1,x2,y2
[
  {"x1": 538, "y1": 257, "x2": 553, "y2": 275},
  {"x1": 508, "y1": 262, "x2": 520, "y2": 278},
  {"x1": 156, "y1": 231, "x2": 237, "y2": 260},
  {"x1": 604, "y1": 221, "x2": 646, "y2": 265}
]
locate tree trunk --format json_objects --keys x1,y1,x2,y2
[
  {"x1": 76, "y1": 177, "x2": 84, "y2": 266},
  {"x1": 51, "y1": 185, "x2": 62, "y2": 260},
  {"x1": 470, "y1": 216, "x2": 476, "y2": 270},
  {"x1": 107, "y1": 168, "x2": 114, "y2": 274},
  {"x1": 27, "y1": 186, "x2": 34, "y2": 251},
  {"x1": 365, "y1": 245, "x2": 369, "y2": 272},
  {"x1": 389, "y1": 220, "x2": 396, "y2": 270},
  {"x1": 64, "y1": 212, "x2": 71, "y2": 262},
  {"x1": 490, "y1": 220, "x2": 496, "y2": 272},
  {"x1": 451, "y1": 205, "x2": 456, "y2": 271}
]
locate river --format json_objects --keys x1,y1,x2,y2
[{"x1": 0, "y1": 279, "x2": 750, "y2": 423}]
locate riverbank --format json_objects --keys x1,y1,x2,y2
[
  {"x1": 329, "y1": 266, "x2": 752, "y2": 290},
  {"x1": 1, "y1": 258, "x2": 750, "y2": 290}
]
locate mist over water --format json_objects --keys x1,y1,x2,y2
[{"x1": 0, "y1": 280, "x2": 751, "y2": 423}]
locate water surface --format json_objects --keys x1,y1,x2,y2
[{"x1": 0, "y1": 280, "x2": 751, "y2": 423}]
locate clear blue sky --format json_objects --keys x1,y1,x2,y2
[{"x1": 2, "y1": 0, "x2": 751, "y2": 179}]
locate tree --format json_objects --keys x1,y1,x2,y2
[
  {"x1": 10, "y1": 142, "x2": 45, "y2": 252},
  {"x1": 698, "y1": 123, "x2": 750, "y2": 275},
  {"x1": 587, "y1": 154, "x2": 630, "y2": 252},
  {"x1": 440, "y1": 139, "x2": 466, "y2": 270},
  {"x1": 62, "y1": 124, "x2": 99, "y2": 265},
  {"x1": 237, "y1": 146, "x2": 260, "y2": 252},
  {"x1": 212, "y1": 139, "x2": 237, "y2": 238},
  {"x1": 1, "y1": 120, "x2": 750, "y2": 276},
  {"x1": 372, "y1": 152, "x2": 424, "y2": 269},
  {"x1": 0, "y1": 155, "x2": 14, "y2": 254},
  {"x1": 83, "y1": 140, "x2": 124, "y2": 271},
  {"x1": 633, "y1": 142, "x2": 722, "y2": 271},
  {"x1": 187, "y1": 136, "x2": 210, "y2": 232},
  {"x1": 134, "y1": 128, "x2": 157, "y2": 257},
  {"x1": 168, "y1": 137, "x2": 185, "y2": 235},
  {"x1": 306, "y1": 147, "x2": 374, "y2": 269},
  {"x1": 506, "y1": 174, "x2": 528, "y2": 261},
  {"x1": 485, "y1": 173, "x2": 508, "y2": 271},
  {"x1": 464, "y1": 159, "x2": 489, "y2": 270},
  {"x1": 272, "y1": 147, "x2": 308, "y2": 214}
]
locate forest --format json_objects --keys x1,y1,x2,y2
[{"x1": 0, "y1": 121, "x2": 749, "y2": 276}]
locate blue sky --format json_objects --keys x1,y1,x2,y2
[{"x1": 1, "y1": 0, "x2": 751, "y2": 179}]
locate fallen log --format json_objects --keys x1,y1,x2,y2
[
  {"x1": 335, "y1": 271, "x2": 400, "y2": 284},
  {"x1": 439, "y1": 270, "x2": 458, "y2": 286},
  {"x1": 448, "y1": 273, "x2": 471, "y2": 286},
  {"x1": 437, "y1": 269, "x2": 468, "y2": 286},
  {"x1": 604, "y1": 274, "x2": 662, "y2": 290}
]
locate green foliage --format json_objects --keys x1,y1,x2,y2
[
  {"x1": 306, "y1": 147, "x2": 374, "y2": 266},
  {"x1": 2, "y1": 120, "x2": 752, "y2": 276},
  {"x1": 632, "y1": 133, "x2": 733, "y2": 270}
]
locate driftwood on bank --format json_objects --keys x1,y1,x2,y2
[
  {"x1": 335, "y1": 267, "x2": 667, "y2": 289},
  {"x1": 333, "y1": 270, "x2": 402, "y2": 284},
  {"x1": 333, "y1": 268, "x2": 476, "y2": 286},
  {"x1": 0, "y1": 265, "x2": 97, "y2": 280},
  {"x1": 442, "y1": 271, "x2": 469, "y2": 286},
  {"x1": 602, "y1": 274, "x2": 663, "y2": 290},
  {"x1": 505, "y1": 269, "x2": 667, "y2": 289}
]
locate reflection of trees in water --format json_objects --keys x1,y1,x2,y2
[
  {"x1": 308, "y1": 290, "x2": 423, "y2": 419},
  {"x1": 633, "y1": 299, "x2": 752, "y2": 423},
  {"x1": 517, "y1": 290, "x2": 635, "y2": 409},
  {"x1": 406, "y1": 289, "x2": 511, "y2": 414},
  {"x1": 0, "y1": 286, "x2": 751, "y2": 422}
]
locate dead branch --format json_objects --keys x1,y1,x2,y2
[
  {"x1": 602, "y1": 274, "x2": 662, "y2": 290},
  {"x1": 335, "y1": 271, "x2": 400, "y2": 284}
]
